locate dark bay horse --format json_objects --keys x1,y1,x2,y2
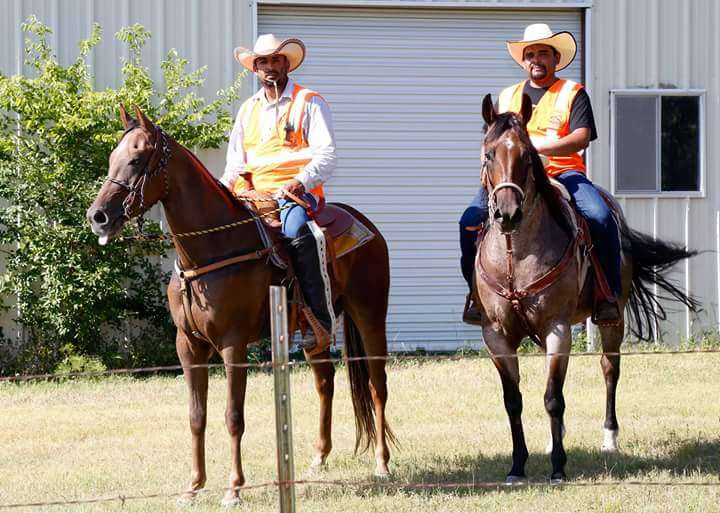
[
  {"x1": 475, "y1": 94, "x2": 698, "y2": 483},
  {"x1": 87, "y1": 107, "x2": 395, "y2": 505}
]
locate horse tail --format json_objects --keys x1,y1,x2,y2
[
  {"x1": 343, "y1": 314, "x2": 398, "y2": 454},
  {"x1": 344, "y1": 314, "x2": 377, "y2": 454},
  {"x1": 622, "y1": 221, "x2": 700, "y2": 340}
]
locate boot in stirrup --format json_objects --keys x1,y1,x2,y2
[
  {"x1": 462, "y1": 293, "x2": 485, "y2": 326},
  {"x1": 287, "y1": 223, "x2": 336, "y2": 354}
]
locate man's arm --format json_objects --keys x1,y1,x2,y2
[
  {"x1": 221, "y1": 107, "x2": 246, "y2": 189},
  {"x1": 294, "y1": 96, "x2": 337, "y2": 192},
  {"x1": 535, "y1": 88, "x2": 597, "y2": 157},
  {"x1": 535, "y1": 127, "x2": 590, "y2": 156}
]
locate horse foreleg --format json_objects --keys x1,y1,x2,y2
[
  {"x1": 307, "y1": 349, "x2": 335, "y2": 470},
  {"x1": 220, "y1": 343, "x2": 249, "y2": 507},
  {"x1": 176, "y1": 332, "x2": 213, "y2": 504},
  {"x1": 486, "y1": 331, "x2": 528, "y2": 482},
  {"x1": 544, "y1": 322, "x2": 572, "y2": 482},
  {"x1": 599, "y1": 322, "x2": 623, "y2": 453}
]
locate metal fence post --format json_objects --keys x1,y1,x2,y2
[{"x1": 270, "y1": 286, "x2": 296, "y2": 513}]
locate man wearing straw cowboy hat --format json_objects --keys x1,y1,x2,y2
[
  {"x1": 459, "y1": 23, "x2": 622, "y2": 325},
  {"x1": 221, "y1": 34, "x2": 337, "y2": 351}
]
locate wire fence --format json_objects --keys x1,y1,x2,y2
[
  {"x1": 1, "y1": 478, "x2": 719, "y2": 510},
  {"x1": 3, "y1": 348, "x2": 720, "y2": 384},
  {"x1": 3, "y1": 342, "x2": 720, "y2": 509}
]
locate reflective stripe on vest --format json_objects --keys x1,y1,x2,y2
[
  {"x1": 236, "y1": 83, "x2": 325, "y2": 196},
  {"x1": 498, "y1": 79, "x2": 585, "y2": 177}
]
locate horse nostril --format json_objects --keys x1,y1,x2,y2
[
  {"x1": 92, "y1": 209, "x2": 109, "y2": 226},
  {"x1": 494, "y1": 209, "x2": 502, "y2": 220},
  {"x1": 511, "y1": 209, "x2": 523, "y2": 225}
]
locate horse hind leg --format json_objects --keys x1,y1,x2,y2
[
  {"x1": 599, "y1": 322, "x2": 623, "y2": 453},
  {"x1": 344, "y1": 307, "x2": 394, "y2": 478}
]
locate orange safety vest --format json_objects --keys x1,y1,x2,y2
[
  {"x1": 234, "y1": 82, "x2": 325, "y2": 197},
  {"x1": 498, "y1": 79, "x2": 586, "y2": 177}
]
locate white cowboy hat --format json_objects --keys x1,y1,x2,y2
[
  {"x1": 234, "y1": 34, "x2": 305, "y2": 73},
  {"x1": 506, "y1": 23, "x2": 577, "y2": 72}
]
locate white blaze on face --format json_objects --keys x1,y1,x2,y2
[{"x1": 504, "y1": 138, "x2": 515, "y2": 151}]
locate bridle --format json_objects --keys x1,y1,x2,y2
[
  {"x1": 106, "y1": 125, "x2": 171, "y2": 231},
  {"x1": 481, "y1": 141, "x2": 533, "y2": 225}
]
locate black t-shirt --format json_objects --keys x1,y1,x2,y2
[{"x1": 522, "y1": 80, "x2": 598, "y2": 141}]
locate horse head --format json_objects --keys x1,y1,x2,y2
[
  {"x1": 481, "y1": 93, "x2": 536, "y2": 233},
  {"x1": 87, "y1": 106, "x2": 170, "y2": 245}
]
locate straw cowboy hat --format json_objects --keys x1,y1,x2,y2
[
  {"x1": 233, "y1": 34, "x2": 306, "y2": 72},
  {"x1": 506, "y1": 23, "x2": 577, "y2": 72}
]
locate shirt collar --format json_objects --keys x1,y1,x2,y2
[{"x1": 253, "y1": 78, "x2": 295, "y2": 106}]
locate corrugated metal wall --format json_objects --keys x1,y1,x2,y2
[
  {"x1": 1, "y1": 0, "x2": 717, "y2": 348},
  {"x1": 258, "y1": 5, "x2": 583, "y2": 350},
  {"x1": 589, "y1": 0, "x2": 719, "y2": 343}
]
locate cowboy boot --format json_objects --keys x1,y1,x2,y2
[
  {"x1": 287, "y1": 224, "x2": 335, "y2": 352},
  {"x1": 463, "y1": 292, "x2": 486, "y2": 326},
  {"x1": 593, "y1": 299, "x2": 621, "y2": 325}
]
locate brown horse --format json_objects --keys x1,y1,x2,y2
[
  {"x1": 475, "y1": 94, "x2": 698, "y2": 483},
  {"x1": 87, "y1": 107, "x2": 395, "y2": 505}
]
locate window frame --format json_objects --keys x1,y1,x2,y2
[{"x1": 610, "y1": 88, "x2": 706, "y2": 198}]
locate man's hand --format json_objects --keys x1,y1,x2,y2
[{"x1": 279, "y1": 179, "x2": 306, "y2": 198}]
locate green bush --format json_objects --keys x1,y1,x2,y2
[{"x1": 0, "y1": 18, "x2": 243, "y2": 375}]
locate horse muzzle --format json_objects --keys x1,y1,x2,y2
[
  {"x1": 87, "y1": 204, "x2": 126, "y2": 245},
  {"x1": 494, "y1": 205, "x2": 523, "y2": 233}
]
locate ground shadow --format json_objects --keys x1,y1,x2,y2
[{"x1": 346, "y1": 438, "x2": 720, "y2": 498}]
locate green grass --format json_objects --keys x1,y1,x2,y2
[{"x1": 1, "y1": 353, "x2": 719, "y2": 512}]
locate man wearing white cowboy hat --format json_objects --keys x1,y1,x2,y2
[
  {"x1": 459, "y1": 23, "x2": 622, "y2": 325},
  {"x1": 221, "y1": 34, "x2": 337, "y2": 350}
]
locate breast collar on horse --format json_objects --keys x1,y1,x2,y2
[
  {"x1": 107, "y1": 125, "x2": 275, "y2": 349},
  {"x1": 476, "y1": 155, "x2": 585, "y2": 345}
]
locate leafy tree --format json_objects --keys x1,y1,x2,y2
[{"x1": 0, "y1": 18, "x2": 243, "y2": 375}]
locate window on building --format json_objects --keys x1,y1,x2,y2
[{"x1": 612, "y1": 90, "x2": 704, "y2": 195}]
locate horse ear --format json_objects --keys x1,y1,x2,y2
[
  {"x1": 119, "y1": 104, "x2": 132, "y2": 129},
  {"x1": 519, "y1": 93, "x2": 533, "y2": 127},
  {"x1": 482, "y1": 93, "x2": 497, "y2": 126},
  {"x1": 133, "y1": 105, "x2": 154, "y2": 131}
]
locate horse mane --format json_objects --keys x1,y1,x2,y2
[{"x1": 485, "y1": 113, "x2": 574, "y2": 237}]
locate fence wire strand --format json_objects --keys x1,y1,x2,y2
[
  {"x1": 2, "y1": 348, "x2": 720, "y2": 383},
  {"x1": 1, "y1": 478, "x2": 719, "y2": 510}
]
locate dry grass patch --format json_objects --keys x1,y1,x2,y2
[{"x1": 1, "y1": 354, "x2": 719, "y2": 512}]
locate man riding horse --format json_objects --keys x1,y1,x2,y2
[
  {"x1": 221, "y1": 34, "x2": 337, "y2": 351},
  {"x1": 460, "y1": 23, "x2": 622, "y2": 325}
]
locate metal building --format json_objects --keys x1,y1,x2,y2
[{"x1": 1, "y1": 0, "x2": 716, "y2": 349}]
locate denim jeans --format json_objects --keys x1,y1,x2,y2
[{"x1": 279, "y1": 193, "x2": 317, "y2": 239}]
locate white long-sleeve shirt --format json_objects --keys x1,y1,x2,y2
[{"x1": 222, "y1": 78, "x2": 337, "y2": 191}]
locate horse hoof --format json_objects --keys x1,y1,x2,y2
[
  {"x1": 550, "y1": 472, "x2": 566, "y2": 485},
  {"x1": 176, "y1": 493, "x2": 196, "y2": 507},
  {"x1": 220, "y1": 490, "x2": 242, "y2": 508},
  {"x1": 374, "y1": 469, "x2": 392, "y2": 481},
  {"x1": 601, "y1": 429, "x2": 619, "y2": 453},
  {"x1": 504, "y1": 475, "x2": 526, "y2": 485}
]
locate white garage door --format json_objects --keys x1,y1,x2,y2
[{"x1": 259, "y1": 6, "x2": 584, "y2": 350}]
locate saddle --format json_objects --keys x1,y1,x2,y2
[
  {"x1": 236, "y1": 179, "x2": 375, "y2": 352},
  {"x1": 549, "y1": 178, "x2": 621, "y2": 326}
]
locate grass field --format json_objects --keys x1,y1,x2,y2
[{"x1": 1, "y1": 352, "x2": 719, "y2": 512}]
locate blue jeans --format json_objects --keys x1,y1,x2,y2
[
  {"x1": 458, "y1": 171, "x2": 622, "y2": 297},
  {"x1": 279, "y1": 193, "x2": 317, "y2": 239}
]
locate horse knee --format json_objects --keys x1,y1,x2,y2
[
  {"x1": 225, "y1": 408, "x2": 245, "y2": 437},
  {"x1": 189, "y1": 408, "x2": 207, "y2": 436},
  {"x1": 315, "y1": 374, "x2": 335, "y2": 397},
  {"x1": 504, "y1": 394, "x2": 523, "y2": 418},
  {"x1": 544, "y1": 394, "x2": 565, "y2": 418}
]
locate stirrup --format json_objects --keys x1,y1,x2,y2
[
  {"x1": 592, "y1": 299, "x2": 622, "y2": 327},
  {"x1": 462, "y1": 293, "x2": 484, "y2": 326},
  {"x1": 300, "y1": 306, "x2": 332, "y2": 356}
]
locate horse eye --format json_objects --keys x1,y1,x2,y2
[
  {"x1": 129, "y1": 158, "x2": 141, "y2": 166},
  {"x1": 484, "y1": 152, "x2": 494, "y2": 161}
]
